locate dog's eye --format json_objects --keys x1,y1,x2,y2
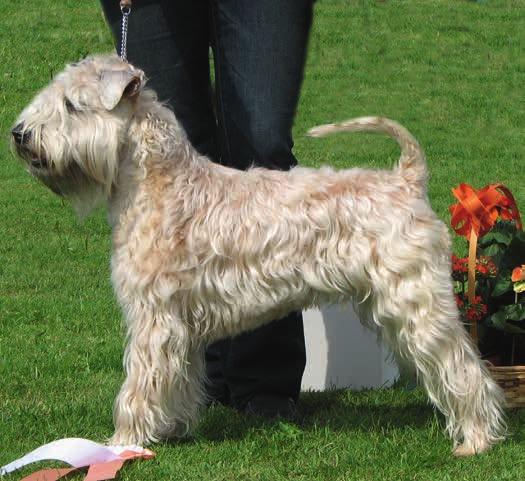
[{"x1": 65, "y1": 98, "x2": 77, "y2": 113}]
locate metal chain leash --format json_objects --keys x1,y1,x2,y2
[{"x1": 119, "y1": 0, "x2": 132, "y2": 61}]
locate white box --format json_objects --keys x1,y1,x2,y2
[{"x1": 301, "y1": 304, "x2": 399, "y2": 391}]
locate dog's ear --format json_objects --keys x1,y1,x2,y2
[{"x1": 99, "y1": 67, "x2": 145, "y2": 111}]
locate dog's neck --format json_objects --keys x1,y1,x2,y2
[
  {"x1": 126, "y1": 92, "x2": 192, "y2": 163},
  {"x1": 107, "y1": 91, "x2": 210, "y2": 227}
]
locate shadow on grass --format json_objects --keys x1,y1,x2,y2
[
  {"x1": 193, "y1": 388, "x2": 436, "y2": 443},
  {"x1": 159, "y1": 389, "x2": 525, "y2": 447}
]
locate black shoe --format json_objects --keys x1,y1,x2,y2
[
  {"x1": 205, "y1": 385, "x2": 231, "y2": 407},
  {"x1": 243, "y1": 394, "x2": 299, "y2": 421}
]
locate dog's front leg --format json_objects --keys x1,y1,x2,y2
[{"x1": 110, "y1": 303, "x2": 205, "y2": 445}]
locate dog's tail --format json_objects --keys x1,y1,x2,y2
[{"x1": 308, "y1": 116, "x2": 428, "y2": 196}]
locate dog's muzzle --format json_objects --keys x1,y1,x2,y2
[
  {"x1": 12, "y1": 123, "x2": 49, "y2": 169},
  {"x1": 11, "y1": 122, "x2": 30, "y2": 146}
]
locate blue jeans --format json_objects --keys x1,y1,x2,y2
[{"x1": 101, "y1": 0, "x2": 312, "y2": 408}]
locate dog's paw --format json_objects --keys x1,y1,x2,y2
[{"x1": 453, "y1": 440, "x2": 489, "y2": 457}]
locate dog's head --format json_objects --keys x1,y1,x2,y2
[{"x1": 11, "y1": 54, "x2": 145, "y2": 214}]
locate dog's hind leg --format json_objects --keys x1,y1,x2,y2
[
  {"x1": 373, "y1": 256, "x2": 505, "y2": 455},
  {"x1": 111, "y1": 303, "x2": 205, "y2": 445}
]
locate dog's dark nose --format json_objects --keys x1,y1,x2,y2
[{"x1": 11, "y1": 122, "x2": 30, "y2": 145}]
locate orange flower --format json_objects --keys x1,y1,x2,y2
[{"x1": 511, "y1": 265, "x2": 525, "y2": 282}]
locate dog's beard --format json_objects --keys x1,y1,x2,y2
[
  {"x1": 15, "y1": 141, "x2": 105, "y2": 217},
  {"x1": 30, "y1": 162, "x2": 86, "y2": 198}
]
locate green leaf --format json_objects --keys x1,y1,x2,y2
[
  {"x1": 490, "y1": 308, "x2": 525, "y2": 334},
  {"x1": 503, "y1": 303, "x2": 525, "y2": 322},
  {"x1": 480, "y1": 230, "x2": 513, "y2": 247},
  {"x1": 492, "y1": 276, "x2": 513, "y2": 297},
  {"x1": 499, "y1": 235, "x2": 525, "y2": 271},
  {"x1": 481, "y1": 243, "x2": 506, "y2": 258},
  {"x1": 490, "y1": 310, "x2": 508, "y2": 330},
  {"x1": 516, "y1": 230, "x2": 525, "y2": 243}
]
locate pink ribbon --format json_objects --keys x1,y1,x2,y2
[{"x1": 0, "y1": 438, "x2": 155, "y2": 481}]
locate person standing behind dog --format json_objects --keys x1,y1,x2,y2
[{"x1": 101, "y1": 0, "x2": 314, "y2": 418}]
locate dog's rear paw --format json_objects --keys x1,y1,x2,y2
[{"x1": 453, "y1": 440, "x2": 489, "y2": 457}]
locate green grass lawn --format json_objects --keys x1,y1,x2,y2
[{"x1": 1, "y1": 0, "x2": 524, "y2": 479}]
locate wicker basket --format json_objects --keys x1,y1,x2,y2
[{"x1": 487, "y1": 365, "x2": 525, "y2": 408}]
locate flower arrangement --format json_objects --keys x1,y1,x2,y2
[
  {"x1": 452, "y1": 222, "x2": 525, "y2": 364},
  {"x1": 450, "y1": 183, "x2": 524, "y2": 366}
]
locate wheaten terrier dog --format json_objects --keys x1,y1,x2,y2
[{"x1": 12, "y1": 55, "x2": 505, "y2": 455}]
